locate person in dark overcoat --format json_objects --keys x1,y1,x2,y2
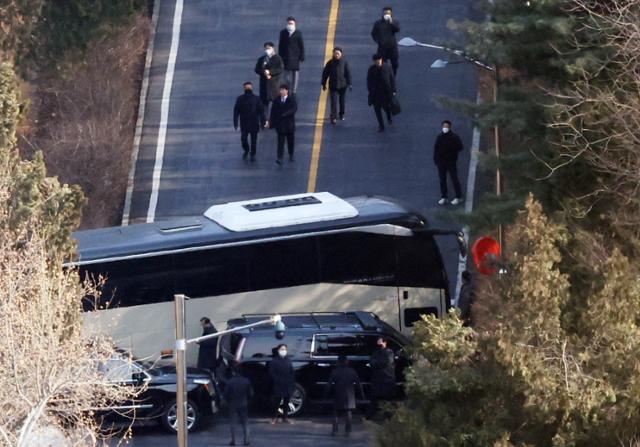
[
  {"x1": 278, "y1": 16, "x2": 305, "y2": 94},
  {"x1": 268, "y1": 84, "x2": 298, "y2": 165},
  {"x1": 223, "y1": 363, "x2": 253, "y2": 446},
  {"x1": 324, "y1": 354, "x2": 364, "y2": 436},
  {"x1": 366, "y1": 337, "x2": 395, "y2": 419},
  {"x1": 254, "y1": 42, "x2": 284, "y2": 110},
  {"x1": 458, "y1": 270, "x2": 475, "y2": 326},
  {"x1": 233, "y1": 81, "x2": 265, "y2": 161},
  {"x1": 196, "y1": 317, "x2": 218, "y2": 372},
  {"x1": 268, "y1": 343, "x2": 295, "y2": 424},
  {"x1": 322, "y1": 47, "x2": 352, "y2": 124},
  {"x1": 366, "y1": 54, "x2": 396, "y2": 132},
  {"x1": 433, "y1": 119, "x2": 464, "y2": 205},
  {"x1": 371, "y1": 6, "x2": 400, "y2": 75}
]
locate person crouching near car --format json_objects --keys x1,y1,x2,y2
[
  {"x1": 224, "y1": 362, "x2": 253, "y2": 446},
  {"x1": 268, "y1": 343, "x2": 295, "y2": 424},
  {"x1": 325, "y1": 354, "x2": 364, "y2": 436}
]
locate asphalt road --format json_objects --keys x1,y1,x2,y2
[{"x1": 110, "y1": 416, "x2": 373, "y2": 447}]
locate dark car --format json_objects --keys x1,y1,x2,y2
[
  {"x1": 97, "y1": 354, "x2": 216, "y2": 432},
  {"x1": 217, "y1": 311, "x2": 411, "y2": 416}
]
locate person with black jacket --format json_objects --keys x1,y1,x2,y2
[
  {"x1": 255, "y1": 42, "x2": 284, "y2": 110},
  {"x1": 196, "y1": 317, "x2": 218, "y2": 372},
  {"x1": 366, "y1": 337, "x2": 395, "y2": 419},
  {"x1": 267, "y1": 84, "x2": 298, "y2": 165},
  {"x1": 367, "y1": 54, "x2": 396, "y2": 132},
  {"x1": 458, "y1": 270, "x2": 475, "y2": 326},
  {"x1": 433, "y1": 120, "x2": 464, "y2": 205},
  {"x1": 278, "y1": 16, "x2": 305, "y2": 94},
  {"x1": 324, "y1": 354, "x2": 364, "y2": 436},
  {"x1": 371, "y1": 6, "x2": 400, "y2": 75},
  {"x1": 233, "y1": 82, "x2": 265, "y2": 161},
  {"x1": 268, "y1": 344, "x2": 295, "y2": 424},
  {"x1": 223, "y1": 363, "x2": 253, "y2": 446},
  {"x1": 322, "y1": 47, "x2": 352, "y2": 124}
]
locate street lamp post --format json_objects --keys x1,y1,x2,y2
[
  {"x1": 173, "y1": 294, "x2": 285, "y2": 447},
  {"x1": 399, "y1": 37, "x2": 503, "y2": 248}
]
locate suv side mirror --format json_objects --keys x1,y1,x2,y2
[{"x1": 132, "y1": 372, "x2": 146, "y2": 384}]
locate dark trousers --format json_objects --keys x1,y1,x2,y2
[
  {"x1": 277, "y1": 132, "x2": 295, "y2": 159},
  {"x1": 241, "y1": 130, "x2": 258, "y2": 156},
  {"x1": 329, "y1": 88, "x2": 347, "y2": 119},
  {"x1": 272, "y1": 395, "x2": 291, "y2": 420},
  {"x1": 332, "y1": 409, "x2": 353, "y2": 434},
  {"x1": 379, "y1": 46, "x2": 399, "y2": 75},
  {"x1": 229, "y1": 406, "x2": 249, "y2": 444},
  {"x1": 374, "y1": 104, "x2": 392, "y2": 129},
  {"x1": 437, "y1": 162, "x2": 462, "y2": 199}
]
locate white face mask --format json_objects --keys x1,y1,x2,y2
[
  {"x1": 278, "y1": 349, "x2": 287, "y2": 357},
  {"x1": 383, "y1": 14, "x2": 391, "y2": 21},
  {"x1": 265, "y1": 48, "x2": 274, "y2": 57},
  {"x1": 442, "y1": 127, "x2": 450, "y2": 133},
  {"x1": 286, "y1": 24, "x2": 295, "y2": 33}
]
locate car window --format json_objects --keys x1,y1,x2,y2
[
  {"x1": 98, "y1": 358, "x2": 142, "y2": 382},
  {"x1": 362, "y1": 335, "x2": 405, "y2": 356},
  {"x1": 240, "y1": 335, "x2": 304, "y2": 359},
  {"x1": 313, "y1": 334, "x2": 369, "y2": 357}
]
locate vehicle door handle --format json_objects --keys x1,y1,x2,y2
[{"x1": 317, "y1": 363, "x2": 330, "y2": 367}]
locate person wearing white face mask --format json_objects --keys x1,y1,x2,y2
[
  {"x1": 371, "y1": 6, "x2": 400, "y2": 75},
  {"x1": 278, "y1": 17, "x2": 305, "y2": 94},
  {"x1": 433, "y1": 120, "x2": 464, "y2": 206},
  {"x1": 254, "y1": 42, "x2": 284, "y2": 112},
  {"x1": 268, "y1": 343, "x2": 296, "y2": 424}
]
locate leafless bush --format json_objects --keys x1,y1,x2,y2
[{"x1": 22, "y1": 15, "x2": 150, "y2": 228}]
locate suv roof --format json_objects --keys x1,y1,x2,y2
[{"x1": 228, "y1": 311, "x2": 389, "y2": 333}]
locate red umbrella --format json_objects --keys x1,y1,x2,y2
[{"x1": 472, "y1": 236, "x2": 501, "y2": 275}]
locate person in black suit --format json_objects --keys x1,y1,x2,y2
[
  {"x1": 196, "y1": 317, "x2": 218, "y2": 372},
  {"x1": 233, "y1": 82, "x2": 265, "y2": 161},
  {"x1": 278, "y1": 16, "x2": 305, "y2": 94},
  {"x1": 223, "y1": 363, "x2": 253, "y2": 446},
  {"x1": 322, "y1": 47, "x2": 352, "y2": 124},
  {"x1": 367, "y1": 54, "x2": 396, "y2": 132},
  {"x1": 434, "y1": 120, "x2": 464, "y2": 205},
  {"x1": 325, "y1": 354, "x2": 364, "y2": 436},
  {"x1": 255, "y1": 42, "x2": 284, "y2": 111},
  {"x1": 268, "y1": 344, "x2": 295, "y2": 424},
  {"x1": 371, "y1": 6, "x2": 400, "y2": 75},
  {"x1": 267, "y1": 84, "x2": 297, "y2": 165}
]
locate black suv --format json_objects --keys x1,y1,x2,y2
[
  {"x1": 97, "y1": 353, "x2": 216, "y2": 432},
  {"x1": 218, "y1": 312, "x2": 411, "y2": 416}
]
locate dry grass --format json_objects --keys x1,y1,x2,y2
[{"x1": 21, "y1": 14, "x2": 150, "y2": 228}]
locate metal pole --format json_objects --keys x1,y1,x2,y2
[
  {"x1": 174, "y1": 294, "x2": 188, "y2": 447},
  {"x1": 493, "y1": 67, "x2": 503, "y2": 249}
]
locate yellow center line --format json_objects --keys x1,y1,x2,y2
[{"x1": 307, "y1": 0, "x2": 340, "y2": 193}]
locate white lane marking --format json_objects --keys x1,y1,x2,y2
[
  {"x1": 122, "y1": 0, "x2": 161, "y2": 226},
  {"x1": 146, "y1": 0, "x2": 184, "y2": 223},
  {"x1": 453, "y1": 91, "x2": 481, "y2": 307}
]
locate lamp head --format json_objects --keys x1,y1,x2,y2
[
  {"x1": 398, "y1": 37, "x2": 418, "y2": 47},
  {"x1": 430, "y1": 59, "x2": 449, "y2": 69}
]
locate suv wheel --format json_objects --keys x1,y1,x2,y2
[
  {"x1": 287, "y1": 383, "x2": 306, "y2": 417},
  {"x1": 160, "y1": 398, "x2": 201, "y2": 433}
]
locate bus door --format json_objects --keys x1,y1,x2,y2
[{"x1": 398, "y1": 287, "x2": 444, "y2": 334}]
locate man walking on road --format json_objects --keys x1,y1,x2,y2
[
  {"x1": 371, "y1": 6, "x2": 400, "y2": 75},
  {"x1": 278, "y1": 17, "x2": 305, "y2": 94},
  {"x1": 268, "y1": 344, "x2": 295, "y2": 424},
  {"x1": 223, "y1": 362, "x2": 253, "y2": 446},
  {"x1": 325, "y1": 354, "x2": 364, "y2": 436},
  {"x1": 267, "y1": 84, "x2": 297, "y2": 165},
  {"x1": 233, "y1": 82, "x2": 265, "y2": 161},
  {"x1": 255, "y1": 42, "x2": 284, "y2": 111},
  {"x1": 366, "y1": 337, "x2": 395, "y2": 420},
  {"x1": 433, "y1": 120, "x2": 464, "y2": 205},
  {"x1": 196, "y1": 317, "x2": 218, "y2": 373},
  {"x1": 367, "y1": 54, "x2": 395, "y2": 132},
  {"x1": 322, "y1": 47, "x2": 352, "y2": 125}
]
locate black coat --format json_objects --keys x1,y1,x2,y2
[
  {"x1": 278, "y1": 29, "x2": 305, "y2": 71},
  {"x1": 255, "y1": 54, "x2": 284, "y2": 103},
  {"x1": 196, "y1": 324, "x2": 218, "y2": 370},
  {"x1": 433, "y1": 131, "x2": 464, "y2": 165},
  {"x1": 324, "y1": 365, "x2": 364, "y2": 410},
  {"x1": 367, "y1": 63, "x2": 396, "y2": 106},
  {"x1": 370, "y1": 347, "x2": 395, "y2": 399},
  {"x1": 233, "y1": 91, "x2": 265, "y2": 133},
  {"x1": 458, "y1": 280, "x2": 475, "y2": 324},
  {"x1": 322, "y1": 58, "x2": 352, "y2": 91},
  {"x1": 371, "y1": 18, "x2": 400, "y2": 50},
  {"x1": 269, "y1": 95, "x2": 297, "y2": 135},
  {"x1": 223, "y1": 375, "x2": 254, "y2": 409},
  {"x1": 268, "y1": 356, "x2": 295, "y2": 398}
]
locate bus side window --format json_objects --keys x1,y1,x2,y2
[
  {"x1": 395, "y1": 234, "x2": 446, "y2": 288},
  {"x1": 248, "y1": 238, "x2": 320, "y2": 290},
  {"x1": 404, "y1": 307, "x2": 439, "y2": 327}
]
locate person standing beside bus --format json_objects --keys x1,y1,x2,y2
[
  {"x1": 366, "y1": 337, "x2": 395, "y2": 419},
  {"x1": 268, "y1": 343, "x2": 295, "y2": 424},
  {"x1": 197, "y1": 317, "x2": 218, "y2": 373},
  {"x1": 325, "y1": 354, "x2": 364, "y2": 436},
  {"x1": 278, "y1": 16, "x2": 305, "y2": 94}
]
